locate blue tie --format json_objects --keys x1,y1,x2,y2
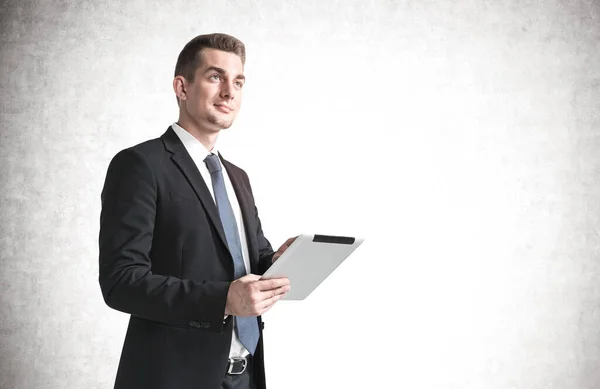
[{"x1": 204, "y1": 153, "x2": 259, "y2": 355}]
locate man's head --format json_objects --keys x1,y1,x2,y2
[{"x1": 173, "y1": 33, "x2": 246, "y2": 133}]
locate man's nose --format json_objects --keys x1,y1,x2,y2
[{"x1": 220, "y1": 81, "x2": 235, "y2": 99}]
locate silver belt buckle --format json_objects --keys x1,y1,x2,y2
[{"x1": 227, "y1": 356, "x2": 247, "y2": 375}]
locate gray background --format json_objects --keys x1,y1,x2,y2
[{"x1": 1, "y1": 1, "x2": 599, "y2": 388}]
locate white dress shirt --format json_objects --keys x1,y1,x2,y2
[{"x1": 171, "y1": 122, "x2": 251, "y2": 358}]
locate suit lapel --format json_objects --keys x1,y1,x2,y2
[
  {"x1": 161, "y1": 127, "x2": 229, "y2": 251},
  {"x1": 221, "y1": 154, "x2": 260, "y2": 273}
]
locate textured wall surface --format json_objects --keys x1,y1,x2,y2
[{"x1": 1, "y1": 1, "x2": 599, "y2": 388}]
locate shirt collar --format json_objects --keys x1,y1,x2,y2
[{"x1": 171, "y1": 122, "x2": 219, "y2": 157}]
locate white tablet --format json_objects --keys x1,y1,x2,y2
[{"x1": 261, "y1": 234, "x2": 364, "y2": 300}]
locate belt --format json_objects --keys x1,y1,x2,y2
[{"x1": 226, "y1": 356, "x2": 250, "y2": 375}]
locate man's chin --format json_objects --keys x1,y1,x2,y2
[{"x1": 208, "y1": 117, "x2": 234, "y2": 130}]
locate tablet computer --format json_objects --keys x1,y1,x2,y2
[{"x1": 261, "y1": 233, "x2": 364, "y2": 300}]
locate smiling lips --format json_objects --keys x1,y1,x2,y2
[{"x1": 214, "y1": 104, "x2": 233, "y2": 113}]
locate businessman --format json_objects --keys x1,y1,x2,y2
[{"x1": 99, "y1": 33, "x2": 294, "y2": 389}]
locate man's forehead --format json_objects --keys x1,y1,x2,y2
[{"x1": 198, "y1": 49, "x2": 244, "y2": 71}]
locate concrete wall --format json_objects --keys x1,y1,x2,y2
[{"x1": 1, "y1": 1, "x2": 599, "y2": 388}]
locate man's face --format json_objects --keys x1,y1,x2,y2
[{"x1": 181, "y1": 48, "x2": 245, "y2": 132}]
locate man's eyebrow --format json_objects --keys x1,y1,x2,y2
[
  {"x1": 204, "y1": 66, "x2": 226, "y2": 75},
  {"x1": 204, "y1": 66, "x2": 245, "y2": 81}
]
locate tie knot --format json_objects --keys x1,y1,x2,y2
[{"x1": 204, "y1": 153, "x2": 222, "y2": 174}]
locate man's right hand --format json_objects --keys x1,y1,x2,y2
[{"x1": 225, "y1": 274, "x2": 290, "y2": 317}]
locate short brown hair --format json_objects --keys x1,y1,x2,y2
[{"x1": 174, "y1": 33, "x2": 246, "y2": 82}]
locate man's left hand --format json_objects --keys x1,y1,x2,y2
[{"x1": 272, "y1": 236, "x2": 298, "y2": 263}]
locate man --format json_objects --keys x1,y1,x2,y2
[{"x1": 99, "y1": 33, "x2": 294, "y2": 389}]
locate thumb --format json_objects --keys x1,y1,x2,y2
[{"x1": 238, "y1": 274, "x2": 261, "y2": 282}]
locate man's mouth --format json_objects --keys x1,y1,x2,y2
[{"x1": 214, "y1": 104, "x2": 233, "y2": 113}]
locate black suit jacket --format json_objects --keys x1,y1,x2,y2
[{"x1": 99, "y1": 127, "x2": 275, "y2": 389}]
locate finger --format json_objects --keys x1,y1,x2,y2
[
  {"x1": 250, "y1": 286, "x2": 290, "y2": 309},
  {"x1": 256, "y1": 277, "x2": 290, "y2": 291},
  {"x1": 237, "y1": 274, "x2": 261, "y2": 282},
  {"x1": 280, "y1": 236, "x2": 297, "y2": 251},
  {"x1": 253, "y1": 284, "x2": 290, "y2": 304},
  {"x1": 257, "y1": 289, "x2": 288, "y2": 313},
  {"x1": 286, "y1": 236, "x2": 298, "y2": 245}
]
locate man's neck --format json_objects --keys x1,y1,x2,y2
[{"x1": 176, "y1": 117, "x2": 219, "y2": 152}]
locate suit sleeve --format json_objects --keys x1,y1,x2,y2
[
  {"x1": 242, "y1": 171, "x2": 276, "y2": 275},
  {"x1": 254, "y1": 204, "x2": 276, "y2": 275},
  {"x1": 98, "y1": 147, "x2": 230, "y2": 333}
]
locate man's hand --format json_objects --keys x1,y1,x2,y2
[
  {"x1": 272, "y1": 236, "x2": 298, "y2": 263},
  {"x1": 225, "y1": 274, "x2": 290, "y2": 316}
]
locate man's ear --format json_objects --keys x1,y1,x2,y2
[{"x1": 173, "y1": 75, "x2": 188, "y2": 102}]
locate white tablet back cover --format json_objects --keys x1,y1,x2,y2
[{"x1": 261, "y1": 234, "x2": 364, "y2": 300}]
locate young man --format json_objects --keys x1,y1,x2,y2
[{"x1": 99, "y1": 33, "x2": 294, "y2": 389}]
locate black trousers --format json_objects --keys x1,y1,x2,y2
[{"x1": 221, "y1": 356, "x2": 256, "y2": 389}]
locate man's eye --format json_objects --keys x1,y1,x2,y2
[
  {"x1": 235, "y1": 81, "x2": 244, "y2": 87},
  {"x1": 209, "y1": 74, "x2": 221, "y2": 81}
]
